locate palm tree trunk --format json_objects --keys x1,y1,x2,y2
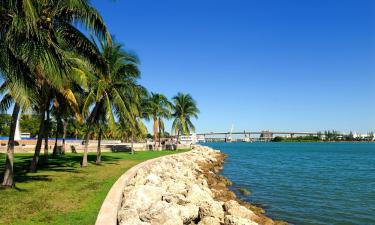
[
  {"x1": 2, "y1": 104, "x2": 20, "y2": 188},
  {"x1": 82, "y1": 102, "x2": 100, "y2": 167},
  {"x1": 62, "y1": 121, "x2": 67, "y2": 155},
  {"x1": 82, "y1": 123, "x2": 93, "y2": 167},
  {"x1": 52, "y1": 119, "x2": 59, "y2": 157},
  {"x1": 158, "y1": 117, "x2": 161, "y2": 148},
  {"x1": 175, "y1": 123, "x2": 183, "y2": 150},
  {"x1": 131, "y1": 133, "x2": 134, "y2": 154},
  {"x1": 176, "y1": 129, "x2": 180, "y2": 150},
  {"x1": 153, "y1": 116, "x2": 158, "y2": 149},
  {"x1": 43, "y1": 107, "x2": 50, "y2": 164},
  {"x1": 96, "y1": 127, "x2": 102, "y2": 164},
  {"x1": 30, "y1": 113, "x2": 46, "y2": 172}
]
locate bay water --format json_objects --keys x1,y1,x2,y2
[{"x1": 204, "y1": 142, "x2": 375, "y2": 225}]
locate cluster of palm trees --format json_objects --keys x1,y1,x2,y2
[
  {"x1": 0, "y1": 0, "x2": 199, "y2": 188},
  {"x1": 144, "y1": 92, "x2": 200, "y2": 149}
]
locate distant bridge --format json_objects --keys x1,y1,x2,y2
[{"x1": 195, "y1": 131, "x2": 318, "y2": 142}]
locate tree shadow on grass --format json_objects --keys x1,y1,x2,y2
[{"x1": 0, "y1": 153, "x2": 127, "y2": 188}]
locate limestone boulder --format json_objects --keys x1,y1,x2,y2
[
  {"x1": 224, "y1": 200, "x2": 257, "y2": 220},
  {"x1": 147, "y1": 203, "x2": 183, "y2": 225},
  {"x1": 118, "y1": 209, "x2": 150, "y2": 225},
  {"x1": 198, "y1": 201, "x2": 224, "y2": 221},
  {"x1": 137, "y1": 201, "x2": 182, "y2": 224},
  {"x1": 186, "y1": 184, "x2": 213, "y2": 204},
  {"x1": 198, "y1": 217, "x2": 221, "y2": 225},
  {"x1": 225, "y1": 200, "x2": 246, "y2": 212},
  {"x1": 224, "y1": 215, "x2": 258, "y2": 225},
  {"x1": 180, "y1": 203, "x2": 199, "y2": 224},
  {"x1": 119, "y1": 217, "x2": 151, "y2": 225},
  {"x1": 162, "y1": 193, "x2": 187, "y2": 204},
  {"x1": 144, "y1": 173, "x2": 162, "y2": 186},
  {"x1": 139, "y1": 201, "x2": 168, "y2": 222},
  {"x1": 165, "y1": 180, "x2": 187, "y2": 195},
  {"x1": 118, "y1": 208, "x2": 138, "y2": 223},
  {"x1": 122, "y1": 185, "x2": 166, "y2": 211}
]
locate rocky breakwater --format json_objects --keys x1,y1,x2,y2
[{"x1": 118, "y1": 145, "x2": 286, "y2": 225}]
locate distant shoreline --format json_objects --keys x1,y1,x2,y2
[{"x1": 272, "y1": 140, "x2": 375, "y2": 143}]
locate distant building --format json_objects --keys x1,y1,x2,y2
[
  {"x1": 260, "y1": 130, "x2": 273, "y2": 140},
  {"x1": 196, "y1": 135, "x2": 206, "y2": 143},
  {"x1": 180, "y1": 133, "x2": 198, "y2": 144},
  {"x1": 21, "y1": 133, "x2": 31, "y2": 139}
]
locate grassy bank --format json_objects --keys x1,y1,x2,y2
[{"x1": 0, "y1": 150, "x2": 188, "y2": 225}]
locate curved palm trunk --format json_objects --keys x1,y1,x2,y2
[
  {"x1": 96, "y1": 127, "x2": 102, "y2": 164},
  {"x1": 43, "y1": 107, "x2": 50, "y2": 164},
  {"x1": 30, "y1": 113, "x2": 46, "y2": 172},
  {"x1": 2, "y1": 104, "x2": 20, "y2": 188},
  {"x1": 153, "y1": 116, "x2": 158, "y2": 150}
]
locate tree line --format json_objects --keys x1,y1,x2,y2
[
  {"x1": 272, "y1": 130, "x2": 375, "y2": 142},
  {"x1": 0, "y1": 1, "x2": 199, "y2": 188}
]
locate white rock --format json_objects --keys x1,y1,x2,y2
[
  {"x1": 119, "y1": 217, "x2": 151, "y2": 225},
  {"x1": 198, "y1": 201, "x2": 224, "y2": 221},
  {"x1": 224, "y1": 215, "x2": 258, "y2": 225},
  {"x1": 118, "y1": 208, "x2": 139, "y2": 223},
  {"x1": 122, "y1": 185, "x2": 166, "y2": 211},
  {"x1": 224, "y1": 200, "x2": 257, "y2": 220},
  {"x1": 198, "y1": 217, "x2": 221, "y2": 225},
  {"x1": 148, "y1": 203, "x2": 183, "y2": 225},
  {"x1": 180, "y1": 203, "x2": 199, "y2": 224},
  {"x1": 186, "y1": 184, "x2": 213, "y2": 204},
  {"x1": 162, "y1": 193, "x2": 187, "y2": 204},
  {"x1": 139, "y1": 201, "x2": 168, "y2": 222},
  {"x1": 144, "y1": 173, "x2": 162, "y2": 186},
  {"x1": 164, "y1": 180, "x2": 187, "y2": 195}
]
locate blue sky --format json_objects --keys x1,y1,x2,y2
[{"x1": 92, "y1": 0, "x2": 375, "y2": 133}]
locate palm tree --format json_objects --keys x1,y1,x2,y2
[
  {"x1": 29, "y1": 56, "x2": 86, "y2": 171},
  {"x1": 144, "y1": 93, "x2": 172, "y2": 149},
  {"x1": 82, "y1": 41, "x2": 141, "y2": 166},
  {"x1": 0, "y1": 78, "x2": 34, "y2": 187},
  {"x1": 51, "y1": 79, "x2": 85, "y2": 157},
  {"x1": 1, "y1": 0, "x2": 111, "y2": 172},
  {"x1": 171, "y1": 93, "x2": 199, "y2": 145},
  {"x1": 119, "y1": 84, "x2": 148, "y2": 154}
]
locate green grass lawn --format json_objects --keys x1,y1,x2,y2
[{"x1": 0, "y1": 150, "x2": 189, "y2": 225}]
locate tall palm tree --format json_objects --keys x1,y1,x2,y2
[
  {"x1": 171, "y1": 93, "x2": 199, "y2": 144},
  {"x1": 82, "y1": 41, "x2": 141, "y2": 166},
  {"x1": 144, "y1": 93, "x2": 172, "y2": 148},
  {"x1": 0, "y1": 78, "x2": 34, "y2": 187},
  {"x1": 29, "y1": 54, "x2": 86, "y2": 171},
  {"x1": 50, "y1": 76, "x2": 86, "y2": 157},
  {"x1": 1, "y1": 0, "x2": 111, "y2": 172},
  {"x1": 0, "y1": 16, "x2": 37, "y2": 185}
]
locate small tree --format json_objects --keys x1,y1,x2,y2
[{"x1": 368, "y1": 132, "x2": 374, "y2": 141}]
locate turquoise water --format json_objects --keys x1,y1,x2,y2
[{"x1": 204, "y1": 142, "x2": 375, "y2": 225}]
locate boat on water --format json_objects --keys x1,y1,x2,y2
[{"x1": 243, "y1": 137, "x2": 251, "y2": 142}]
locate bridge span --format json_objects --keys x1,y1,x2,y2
[{"x1": 194, "y1": 130, "x2": 318, "y2": 142}]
